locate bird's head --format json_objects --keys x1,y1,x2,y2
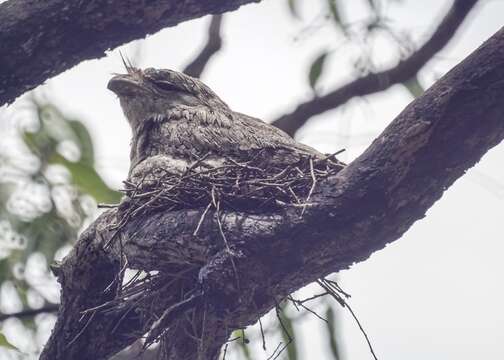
[{"x1": 108, "y1": 62, "x2": 229, "y2": 129}]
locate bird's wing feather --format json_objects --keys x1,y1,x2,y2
[
  {"x1": 234, "y1": 112, "x2": 324, "y2": 158},
  {"x1": 159, "y1": 108, "x2": 323, "y2": 162}
]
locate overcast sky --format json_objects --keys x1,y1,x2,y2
[{"x1": 4, "y1": 0, "x2": 504, "y2": 359}]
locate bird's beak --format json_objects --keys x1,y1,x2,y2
[{"x1": 107, "y1": 74, "x2": 142, "y2": 96}]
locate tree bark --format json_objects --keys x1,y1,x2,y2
[
  {"x1": 41, "y1": 26, "x2": 504, "y2": 360},
  {"x1": 0, "y1": 0, "x2": 259, "y2": 106}
]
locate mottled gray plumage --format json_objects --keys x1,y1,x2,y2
[{"x1": 107, "y1": 66, "x2": 324, "y2": 178}]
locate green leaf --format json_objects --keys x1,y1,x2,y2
[
  {"x1": 0, "y1": 333, "x2": 18, "y2": 351},
  {"x1": 403, "y1": 77, "x2": 424, "y2": 98},
  {"x1": 68, "y1": 120, "x2": 95, "y2": 166},
  {"x1": 309, "y1": 51, "x2": 330, "y2": 92},
  {"x1": 23, "y1": 129, "x2": 58, "y2": 165},
  {"x1": 50, "y1": 154, "x2": 121, "y2": 204},
  {"x1": 37, "y1": 105, "x2": 78, "y2": 144},
  {"x1": 20, "y1": 211, "x2": 77, "y2": 258},
  {"x1": 325, "y1": 305, "x2": 342, "y2": 360},
  {"x1": 0, "y1": 259, "x2": 10, "y2": 285},
  {"x1": 287, "y1": 0, "x2": 301, "y2": 19}
]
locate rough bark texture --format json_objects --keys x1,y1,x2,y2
[
  {"x1": 271, "y1": 0, "x2": 479, "y2": 136},
  {"x1": 41, "y1": 27, "x2": 504, "y2": 360},
  {"x1": 0, "y1": 0, "x2": 259, "y2": 106}
]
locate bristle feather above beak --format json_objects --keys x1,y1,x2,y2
[{"x1": 119, "y1": 51, "x2": 137, "y2": 75}]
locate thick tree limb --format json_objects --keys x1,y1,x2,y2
[
  {"x1": 42, "y1": 26, "x2": 504, "y2": 360},
  {"x1": 0, "y1": 0, "x2": 258, "y2": 106},
  {"x1": 183, "y1": 15, "x2": 223, "y2": 78},
  {"x1": 271, "y1": 0, "x2": 479, "y2": 136}
]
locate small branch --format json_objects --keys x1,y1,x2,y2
[
  {"x1": 0, "y1": 304, "x2": 59, "y2": 322},
  {"x1": 184, "y1": 15, "x2": 224, "y2": 78},
  {"x1": 271, "y1": 0, "x2": 480, "y2": 136}
]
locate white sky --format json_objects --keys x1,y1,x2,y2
[{"x1": 5, "y1": 0, "x2": 504, "y2": 359}]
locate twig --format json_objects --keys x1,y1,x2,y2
[
  {"x1": 222, "y1": 343, "x2": 229, "y2": 360},
  {"x1": 317, "y1": 279, "x2": 378, "y2": 360},
  {"x1": 145, "y1": 291, "x2": 203, "y2": 348},
  {"x1": 301, "y1": 158, "x2": 317, "y2": 215},
  {"x1": 298, "y1": 303, "x2": 328, "y2": 323},
  {"x1": 0, "y1": 304, "x2": 59, "y2": 321},
  {"x1": 270, "y1": 305, "x2": 293, "y2": 360},
  {"x1": 97, "y1": 203, "x2": 118, "y2": 209},
  {"x1": 258, "y1": 317, "x2": 267, "y2": 351},
  {"x1": 266, "y1": 342, "x2": 283, "y2": 360},
  {"x1": 314, "y1": 148, "x2": 346, "y2": 164},
  {"x1": 66, "y1": 311, "x2": 96, "y2": 348},
  {"x1": 215, "y1": 198, "x2": 240, "y2": 291},
  {"x1": 193, "y1": 201, "x2": 213, "y2": 236}
]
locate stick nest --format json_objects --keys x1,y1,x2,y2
[
  {"x1": 99, "y1": 151, "x2": 346, "y2": 353},
  {"x1": 117, "y1": 151, "x2": 345, "y2": 220}
]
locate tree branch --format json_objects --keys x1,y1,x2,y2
[
  {"x1": 0, "y1": 0, "x2": 258, "y2": 107},
  {"x1": 271, "y1": 0, "x2": 479, "y2": 136},
  {"x1": 42, "y1": 26, "x2": 504, "y2": 360},
  {"x1": 183, "y1": 15, "x2": 224, "y2": 78},
  {"x1": 0, "y1": 304, "x2": 59, "y2": 322}
]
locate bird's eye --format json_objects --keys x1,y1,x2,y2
[
  {"x1": 154, "y1": 81, "x2": 181, "y2": 92},
  {"x1": 144, "y1": 68, "x2": 157, "y2": 76}
]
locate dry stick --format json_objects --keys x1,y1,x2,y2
[
  {"x1": 145, "y1": 292, "x2": 202, "y2": 348},
  {"x1": 288, "y1": 186, "x2": 301, "y2": 204},
  {"x1": 193, "y1": 201, "x2": 213, "y2": 236},
  {"x1": 121, "y1": 269, "x2": 143, "y2": 289},
  {"x1": 222, "y1": 343, "x2": 229, "y2": 360},
  {"x1": 226, "y1": 157, "x2": 264, "y2": 172},
  {"x1": 287, "y1": 295, "x2": 300, "y2": 312},
  {"x1": 296, "y1": 291, "x2": 330, "y2": 305},
  {"x1": 130, "y1": 189, "x2": 167, "y2": 218},
  {"x1": 110, "y1": 295, "x2": 145, "y2": 334},
  {"x1": 102, "y1": 233, "x2": 129, "y2": 295},
  {"x1": 105, "y1": 171, "x2": 156, "y2": 246},
  {"x1": 115, "y1": 254, "x2": 129, "y2": 296},
  {"x1": 287, "y1": 295, "x2": 329, "y2": 323},
  {"x1": 182, "y1": 152, "x2": 212, "y2": 176},
  {"x1": 214, "y1": 192, "x2": 240, "y2": 291},
  {"x1": 97, "y1": 268, "x2": 196, "y2": 319},
  {"x1": 97, "y1": 203, "x2": 117, "y2": 209},
  {"x1": 269, "y1": 304, "x2": 293, "y2": 360},
  {"x1": 317, "y1": 280, "x2": 378, "y2": 360},
  {"x1": 298, "y1": 303, "x2": 328, "y2": 323},
  {"x1": 314, "y1": 148, "x2": 346, "y2": 164},
  {"x1": 258, "y1": 317, "x2": 267, "y2": 351},
  {"x1": 324, "y1": 278, "x2": 352, "y2": 298},
  {"x1": 81, "y1": 300, "x2": 116, "y2": 315},
  {"x1": 66, "y1": 311, "x2": 96, "y2": 348},
  {"x1": 266, "y1": 342, "x2": 283, "y2": 360},
  {"x1": 301, "y1": 158, "x2": 317, "y2": 215}
]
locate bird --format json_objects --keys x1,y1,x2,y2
[
  {"x1": 107, "y1": 65, "x2": 328, "y2": 181},
  {"x1": 106, "y1": 65, "x2": 347, "y2": 352}
]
